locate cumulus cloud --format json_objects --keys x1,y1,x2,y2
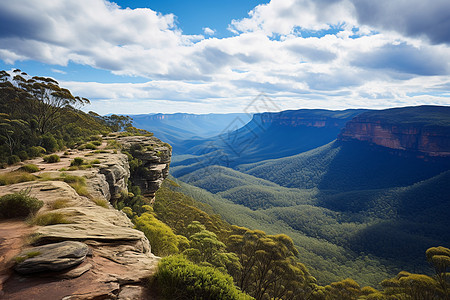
[
  {"x1": 350, "y1": 0, "x2": 450, "y2": 45},
  {"x1": 203, "y1": 27, "x2": 216, "y2": 35},
  {"x1": 0, "y1": 0, "x2": 449, "y2": 114}
]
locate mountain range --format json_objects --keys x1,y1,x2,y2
[{"x1": 140, "y1": 105, "x2": 450, "y2": 285}]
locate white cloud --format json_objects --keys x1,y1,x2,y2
[
  {"x1": 203, "y1": 27, "x2": 216, "y2": 36},
  {"x1": 0, "y1": 0, "x2": 449, "y2": 114}
]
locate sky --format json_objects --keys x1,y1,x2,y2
[{"x1": 0, "y1": 0, "x2": 450, "y2": 115}]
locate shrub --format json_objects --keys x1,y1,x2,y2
[
  {"x1": 42, "y1": 134, "x2": 58, "y2": 153},
  {"x1": 43, "y1": 154, "x2": 60, "y2": 163},
  {"x1": 90, "y1": 159, "x2": 101, "y2": 165},
  {"x1": 0, "y1": 171, "x2": 36, "y2": 185},
  {"x1": 0, "y1": 189, "x2": 43, "y2": 219},
  {"x1": 134, "y1": 212, "x2": 181, "y2": 256},
  {"x1": 121, "y1": 207, "x2": 134, "y2": 218},
  {"x1": 61, "y1": 174, "x2": 89, "y2": 197},
  {"x1": 31, "y1": 212, "x2": 71, "y2": 225},
  {"x1": 70, "y1": 157, "x2": 84, "y2": 166},
  {"x1": 7, "y1": 155, "x2": 21, "y2": 165},
  {"x1": 106, "y1": 140, "x2": 122, "y2": 150},
  {"x1": 91, "y1": 140, "x2": 102, "y2": 146},
  {"x1": 18, "y1": 164, "x2": 40, "y2": 173},
  {"x1": 153, "y1": 255, "x2": 253, "y2": 300},
  {"x1": 84, "y1": 143, "x2": 97, "y2": 150},
  {"x1": 29, "y1": 146, "x2": 46, "y2": 158},
  {"x1": 18, "y1": 150, "x2": 29, "y2": 161}
]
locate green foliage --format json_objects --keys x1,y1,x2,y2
[
  {"x1": 15, "y1": 251, "x2": 41, "y2": 263},
  {"x1": 153, "y1": 255, "x2": 253, "y2": 300},
  {"x1": 0, "y1": 70, "x2": 110, "y2": 163},
  {"x1": 41, "y1": 133, "x2": 58, "y2": 153},
  {"x1": 29, "y1": 146, "x2": 46, "y2": 158},
  {"x1": 324, "y1": 278, "x2": 361, "y2": 300},
  {"x1": 154, "y1": 179, "x2": 232, "y2": 240},
  {"x1": 134, "y1": 212, "x2": 182, "y2": 256},
  {"x1": 49, "y1": 199, "x2": 70, "y2": 209},
  {"x1": 31, "y1": 212, "x2": 71, "y2": 226},
  {"x1": 92, "y1": 198, "x2": 109, "y2": 208},
  {"x1": 0, "y1": 189, "x2": 43, "y2": 218},
  {"x1": 0, "y1": 171, "x2": 36, "y2": 185},
  {"x1": 7, "y1": 155, "x2": 20, "y2": 164},
  {"x1": 182, "y1": 222, "x2": 240, "y2": 272},
  {"x1": 227, "y1": 226, "x2": 317, "y2": 300},
  {"x1": 103, "y1": 114, "x2": 132, "y2": 132},
  {"x1": 426, "y1": 246, "x2": 450, "y2": 297},
  {"x1": 43, "y1": 154, "x2": 60, "y2": 163},
  {"x1": 18, "y1": 164, "x2": 40, "y2": 173},
  {"x1": 70, "y1": 157, "x2": 84, "y2": 166},
  {"x1": 83, "y1": 142, "x2": 97, "y2": 150}
]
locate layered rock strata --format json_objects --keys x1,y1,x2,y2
[
  {"x1": 339, "y1": 113, "x2": 450, "y2": 157},
  {"x1": 114, "y1": 135, "x2": 171, "y2": 202},
  {"x1": 0, "y1": 135, "x2": 172, "y2": 299}
]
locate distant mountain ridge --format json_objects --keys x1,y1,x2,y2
[
  {"x1": 130, "y1": 113, "x2": 252, "y2": 150},
  {"x1": 173, "y1": 108, "x2": 367, "y2": 167},
  {"x1": 338, "y1": 105, "x2": 450, "y2": 157}
]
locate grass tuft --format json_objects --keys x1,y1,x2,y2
[
  {"x1": 0, "y1": 171, "x2": 36, "y2": 185},
  {"x1": 92, "y1": 198, "x2": 109, "y2": 208},
  {"x1": 31, "y1": 212, "x2": 71, "y2": 226}
]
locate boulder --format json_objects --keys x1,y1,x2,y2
[{"x1": 15, "y1": 241, "x2": 89, "y2": 274}]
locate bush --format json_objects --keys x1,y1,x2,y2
[
  {"x1": 29, "y1": 146, "x2": 46, "y2": 158},
  {"x1": 18, "y1": 164, "x2": 40, "y2": 173},
  {"x1": 43, "y1": 154, "x2": 60, "y2": 163},
  {"x1": 91, "y1": 140, "x2": 102, "y2": 146},
  {"x1": 42, "y1": 134, "x2": 58, "y2": 153},
  {"x1": 18, "y1": 150, "x2": 29, "y2": 161},
  {"x1": 70, "y1": 157, "x2": 84, "y2": 166},
  {"x1": 0, "y1": 189, "x2": 43, "y2": 219},
  {"x1": 134, "y1": 212, "x2": 181, "y2": 256},
  {"x1": 153, "y1": 255, "x2": 253, "y2": 300},
  {"x1": 84, "y1": 143, "x2": 97, "y2": 150},
  {"x1": 7, "y1": 155, "x2": 21, "y2": 165}
]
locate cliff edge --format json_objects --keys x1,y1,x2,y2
[
  {"x1": 0, "y1": 135, "x2": 171, "y2": 299},
  {"x1": 338, "y1": 105, "x2": 450, "y2": 157}
]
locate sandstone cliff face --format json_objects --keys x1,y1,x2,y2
[
  {"x1": 338, "y1": 114, "x2": 450, "y2": 157},
  {"x1": 0, "y1": 135, "x2": 172, "y2": 300},
  {"x1": 114, "y1": 135, "x2": 171, "y2": 202},
  {"x1": 252, "y1": 109, "x2": 366, "y2": 128}
]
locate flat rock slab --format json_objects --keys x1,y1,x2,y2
[{"x1": 15, "y1": 241, "x2": 89, "y2": 274}]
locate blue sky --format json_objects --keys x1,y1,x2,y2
[{"x1": 0, "y1": 0, "x2": 449, "y2": 114}]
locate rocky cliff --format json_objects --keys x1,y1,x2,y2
[
  {"x1": 252, "y1": 109, "x2": 367, "y2": 128},
  {"x1": 338, "y1": 105, "x2": 450, "y2": 157},
  {"x1": 112, "y1": 135, "x2": 171, "y2": 203},
  {"x1": 0, "y1": 135, "x2": 171, "y2": 299}
]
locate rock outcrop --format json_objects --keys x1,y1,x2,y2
[
  {"x1": 114, "y1": 135, "x2": 171, "y2": 202},
  {"x1": 0, "y1": 135, "x2": 172, "y2": 299},
  {"x1": 15, "y1": 241, "x2": 89, "y2": 274},
  {"x1": 338, "y1": 106, "x2": 450, "y2": 157}
]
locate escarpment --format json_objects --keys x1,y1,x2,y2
[
  {"x1": 338, "y1": 105, "x2": 450, "y2": 157},
  {"x1": 0, "y1": 135, "x2": 171, "y2": 300}
]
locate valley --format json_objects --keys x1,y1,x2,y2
[{"x1": 153, "y1": 105, "x2": 450, "y2": 286}]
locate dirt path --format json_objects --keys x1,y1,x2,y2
[{"x1": 0, "y1": 220, "x2": 35, "y2": 296}]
